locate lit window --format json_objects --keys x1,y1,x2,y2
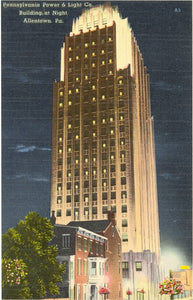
[
  {"x1": 119, "y1": 79, "x2": 123, "y2": 84},
  {"x1": 120, "y1": 139, "x2": 125, "y2": 145},
  {"x1": 76, "y1": 88, "x2": 79, "y2": 93},
  {"x1": 110, "y1": 117, "x2": 114, "y2": 122},
  {"x1": 59, "y1": 149, "x2": 62, "y2": 154},
  {"x1": 92, "y1": 85, "x2": 96, "y2": 90},
  {"x1": 93, "y1": 157, "x2": 96, "y2": 162},
  {"x1": 59, "y1": 102, "x2": 63, "y2": 107},
  {"x1": 102, "y1": 143, "x2": 106, "y2": 148},
  {"x1": 67, "y1": 171, "x2": 71, "y2": 177},
  {"x1": 76, "y1": 55, "x2": 79, "y2": 60},
  {"x1": 102, "y1": 61, "x2": 105, "y2": 65},
  {"x1": 84, "y1": 53, "x2": 88, "y2": 58},
  {"x1": 108, "y1": 59, "x2": 112, "y2": 63},
  {"x1": 92, "y1": 41, "x2": 96, "y2": 45},
  {"x1": 103, "y1": 168, "x2": 107, "y2": 173},
  {"x1": 59, "y1": 91, "x2": 63, "y2": 96},
  {"x1": 69, "y1": 57, "x2": 72, "y2": 61},
  {"x1": 59, "y1": 137, "x2": 62, "y2": 142},
  {"x1": 119, "y1": 91, "x2": 123, "y2": 96},
  {"x1": 85, "y1": 43, "x2": 88, "y2": 47},
  {"x1": 76, "y1": 77, "x2": 79, "y2": 81},
  {"x1": 92, "y1": 63, "x2": 96, "y2": 67},
  {"x1": 136, "y1": 261, "x2": 142, "y2": 271},
  {"x1": 85, "y1": 75, "x2": 88, "y2": 80},
  {"x1": 69, "y1": 47, "x2": 72, "y2": 51},
  {"x1": 108, "y1": 36, "x2": 112, "y2": 41},
  {"x1": 85, "y1": 158, "x2": 88, "y2": 163},
  {"x1": 84, "y1": 170, "x2": 88, "y2": 175},
  {"x1": 68, "y1": 123, "x2": 72, "y2": 129},
  {"x1": 111, "y1": 154, "x2": 114, "y2": 160},
  {"x1": 93, "y1": 169, "x2": 96, "y2": 175},
  {"x1": 92, "y1": 120, "x2": 96, "y2": 125},
  {"x1": 92, "y1": 97, "x2": 96, "y2": 102},
  {"x1": 75, "y1": 159, "x2": 79, "y2": 164},
  {"x1": 109, "y1": 70, "x2": 113, "y2": 74},
  {"x1": 101, "y1": 49, "x2": 105, "y2": 54},
  {"x1": 92, "y1": 52, "x2": 96, "y2": 56},
  {"x1": 102, "y1": 95, "x2": 105, "y2": 100},
  {"x1": 110, "y1": 129, "x2": 114, "y2": 135},
  {"x1": 68, "y1": 147, "x2": 72, "y2": 152},
  {"x1": 57, "y1": 196, "x2": 62, "y2": 204},
  {"x1": 122, "y1": 233, "x2": 128, "y2": 242},
  {"x1": 75, "y1": 135, "x2": 79, "y2": 139},
  {"x1": 68, "y1": 101, "x2": 72, "y2": 106},
  {"x1": 102, "y1": 118, "x2": 106, "y2": 124},
  {"x1": 69, "y1": 90, "x2": 72, "y2": 94},
  {"x1": 93, "y1": 132, "x2": 96, "y2": 137},
  {"x1": 120, "y1": 114, "x2": 124, "y2": 121}
]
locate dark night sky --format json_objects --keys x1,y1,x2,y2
[{"x1": 2, "y1": 1, "x2": 192, "y2": 267}]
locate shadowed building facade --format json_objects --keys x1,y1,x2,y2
[{"x1": 50, "y1": 2, "x2": 160, "y2": 266}]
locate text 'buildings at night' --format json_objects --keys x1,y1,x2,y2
[{"x1": 50, "y1": 3, "x2": 160, "y2": 259}]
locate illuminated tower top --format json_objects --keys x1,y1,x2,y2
[{"x1": 60, "y1": 3, "x2": 140, "y2": 80}]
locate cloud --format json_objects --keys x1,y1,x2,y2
[
  {"x1": 9, "y1": 144, "x2": 51, "y2": 153},
  {"x1": 7, "y1": 174, "x2": 49, "y2": 182},
  {"x1": 159, "y1": 173, "x2": 182, "y2": 181},
  {"x1": 151, "y1": 80, "x2": 182, "y2": 92}
]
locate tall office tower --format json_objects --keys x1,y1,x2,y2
[{"x1": 50, "y1": 3, "x2": 160, "y2": 256}]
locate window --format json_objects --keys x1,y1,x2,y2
[
  {"x1": 57, "y1": 209, "x2": 61, "y2": 217},
  {"x1": 102, "y1": 206, "x2": 108, "y2": 214},
  {"x1": 62, "y1": 234, "x2": 70, "y2": 248},
  {"x1": 122, "y1": 219, "x2": 128, "y2": 227},
  {"x1": 135, "y1": 261, "x2": 142, "y2": 271},
  {"x1": 84, "y1": 238, "x2": 87, "y2": 252},
  {"x1": 121, "y1": 191, "x2": 127, "y2": 199},
  {"x1": 118, "y1": 261, "x2": 121, "y2": 274},
  {"x1": 100, "y1": 244, "x2": 103, "y2": 256},
  {"x1": 77, "y1": 236, "x2": 81, "y2": 250},
  {"x1": 57, "y1": 196, "x2": 62, "y2": 204},
  {"x1": 117, "y1": 243, "x2": 121, "y2": 255},
  {"x1": 110, "y1": 165, "x2": 116, "y2": 173},
  {"x1": 92, "y1": 207, "x2": 97, "y2": 215},
  {"x1": 89, "y1": 240, "x2": 93, "y2": 253},
  {"x1": 121, "y1": 164, "x2": 126, "y2": 172},
  {"x1": 111, "y1": 178, "x2": 116, "y2": 186},
  {"x1": 122, "y1": 205, "x2": 127, "y2": 213},
  {"x1": 111, "y1": 206, "x2": 116, "y2": 213},
  {"x1": 78, "y1": 258, "x2": 81, "y2": 275},
  {"x1": 111, "y1": 192, "x2": 116, "y2": 199},
  {"x1": 96, "y1": 243, "x2": 99, "y2": 255},
  {"x1": 122, "y1": 233, "x2": 128, "y2": 242},
  {"x1": 74, "y1": 195, "x2": 79, "y2": 202},
  {"x1": 66, "y1": 209, "x2": 71, "y2": 216},
  {"x1": 66, "y1": 195, "x2": 71, "y2": 203},
  {"x1": 84, "y1": 259, "x2": 87, "y2": 275},
  {"x1": 121, "y1": 177, "x2": 126, "y2": 185},
  {"x1": 102, "y1": 193, "x2": 107, "y2": 200},
  {"x1": 92, "y1": 193, "x2": 97, "y2": 201},
  {"x1": 122, "y1": 261, "x2": 128, "y2": 270},
  {"x1": 90, "y1": 261, "x2": 96, "y2": 275}
]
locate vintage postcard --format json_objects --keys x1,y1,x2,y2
[{"x1": 2, "y1": 1, "x2": 192, "y2": 299}]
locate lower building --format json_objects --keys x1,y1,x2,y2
[
  {"x1": 50, "y1": 211, "x2": 122, "y2": 300},
  {"x1": 122, "y1": 250, "x2": 160, "y2": 300}
]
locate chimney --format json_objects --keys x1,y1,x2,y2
[
  {"x1": 50, "y1": 210, "x2": 56, "y2": 226},
  {"x1": 108, "y1": 210, "x2": 115, "y2": 225}
]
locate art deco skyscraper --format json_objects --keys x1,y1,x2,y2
[{"x1": 50, "y1": 3, "x2": 160, "y2": 256}]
